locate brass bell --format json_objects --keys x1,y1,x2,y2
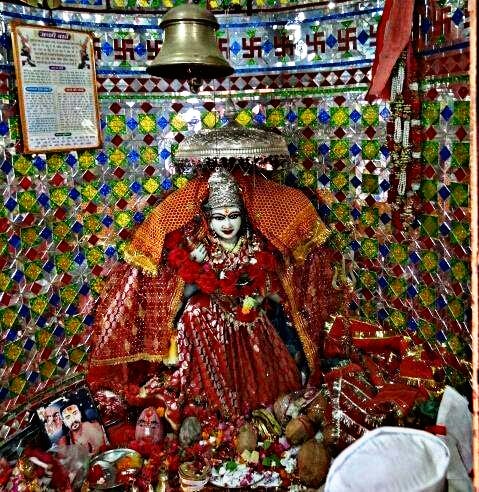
[{"x1": 146, "y1": 4, "x2": 234, "y2": 80}]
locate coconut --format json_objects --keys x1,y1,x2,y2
[
  {"x1": 236, "y1": 423, "x2": 258, "y2": 454},
  {"x1": 305, "y1": 393, "x2": 328, "y2": 425},
  {"x1": 285, "y1": 415, "x2": 315, "y2": 445},
  {"x1": 297, "y1": 439, "x2": 330, "y2": 487}
]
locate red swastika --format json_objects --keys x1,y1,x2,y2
[
  {"x1": 147, "y1": 40, "x2": 162, "y2": 60},
  {"x1": 337, "y1": 28, "x2": 357, "y2": 51},
  {"x1": 274, "y1": 35, "x2": 295, "y2": 57},
  {"x1": 242, "y1": 37, "x2": 262, "y2": 58},
  {"x1": 114, "y1": 39, "x2": 135, "y2": 60},
  {"x1": 306, "y1": 32, "x2": 326, "y2": 54},
  {"x1": 218, "y1": 37, "x2": 229, "y2": 57}
]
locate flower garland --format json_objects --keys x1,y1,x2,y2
[{"x1": 165, "y1": 230, "x2": 279, "y2": 322}]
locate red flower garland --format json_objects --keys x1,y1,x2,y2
[{"x1": 165, "y1": 237, "x2": 277, "y2": 301}]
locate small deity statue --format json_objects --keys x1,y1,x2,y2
[{"x1": 87, "y1": 169, "x2": 342, "y2": 418}]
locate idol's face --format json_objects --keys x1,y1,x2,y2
[
  {"x1": 209, "y1": 206, "x2": 242, "y2": 242},
  {"x1": 62, "y1": 404, "x2": 82, "y2": 431}
]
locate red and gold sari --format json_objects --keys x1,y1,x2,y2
[{"x1": 87, "y1": 173, "x2": 341, "y2": 415}]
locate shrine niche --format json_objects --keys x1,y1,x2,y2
[{"x1": 0, "y1": 0, "x2": 474, "y2": 490}]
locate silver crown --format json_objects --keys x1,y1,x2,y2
[{"x1": 206, "y1": 169, "x2": 241, "y2": 210}]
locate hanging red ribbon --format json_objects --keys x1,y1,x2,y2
[{"x1": 366, "y1": 0, "x2": 415, "y2": 101}]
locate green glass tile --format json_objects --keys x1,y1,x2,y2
[
  {"x1": 361, "y1": 140, "x2": 380, "y2": 160},
  {"x1": 446, "y1": 333, "x2": 466, "y2": 356},
  {"x1": 420, "y1": 250, "x2": 438, "y2": 273},
  {"x1": 266, "y1": 108, "x2": 284, "y2": 127},
  {"x1": 330, "y1": 139, "x2": 350, "y2": 159},
  {"x1": 108, "y1": 147, "x2": 127, "y2": 167},
  {"x1": 298, "y1": 170, "x2": 317, "y2": 188},
  {"x1": 52, "y1": 221, "x2": 71, "y2": 242},
  {"x1": 0, "y1": 234, "x2": 7, "y2": 256},
  {"x1": 114, "y1": 210, "x2": 133, "y2": 229},
  {"x1": 13, "y1": 155, "x2": 33, "y2": 176},
  {"x1": 359, "y1": 300, "x2": 377, "y2": 321},
  {"x1": 81, "y1": 183, "x2": 99, "y2": 202},
  {"x1": 55, "y1": 253, "x2": 73, "y2": 273},
  {"x1": 389, "y1": 243, "x2": 408, "y2": 265},
  {"x1": 419, "y1": 286, "x2": 436, "y2": 307},
  {"x1": 140, "y1": 145, "x2": 158, "y2": 165},
  {"x1": 361, "y1": 104, "x2": 379, "y2": 126},
  {"x1": 40, "y1": 360, "x2": 56, "y2": 380},
  {"x1": 451, "y1": 142, "x2": 469, "y2": 168},
  {"x1": 111, "y1": 179, "x2": 132, "y2": 200},
  {"x1": 360, "y1": 238, "x2": 378, "y2": 259},
  {"x1": 138, "y1": 114, "x2": 157, "y2": 134},
  {"x1": 17, "y1": 191, "x2": 39, "y2": 213},
  {"x1": 106, "y1": 115, "x2": 127, "y2": 135},
  {"x1": 4, "y1": 342, "x2": 23, "y2": 362},
  {"x1": 360, "y1": 207, "x2": 379, "y2": 227},
  {"x1": 389, "y1": 277, "x2": 407, "y2": 298},
  {"x1": 298, "y1": 138, "x2": 317, "y2": 158},
  {"x1": 421, "y1": 101, "x2": 440, "y2": 126},
  {"x1": 0, "y1": 271, "x2": 12, "y2": 292},
  {"x1": 9, "y1": 116, "x2": 19, "y2": 140},
  {"x1": 420, "y1": 215, "x2": 439, "y2": 238},
  {"x1": 450, "y1": 259, "x2": 469, "y2": 282},
  {"x1": 298, "y1": 107, "x2": 317, "y2": 128},
  {"x1": 90, "y1": 277, "x2": 105, "y2": 295},
  {"x1": 452, "y1": 101, "x2": 470, "y2": 126},
  {"x1": 9, "y1": 376, "x2": 27, "y2": 395},
  {"x1": 50, "y1": 187, "x2": 70, "y2": 207},
  {"x1": 83, "y1": 214, "x2": 102, "y2": 234},
  {"x1": 419, "y1": 180, "x2": 438, "y2": 202},
  {"x1": 0, "y1": 307, "x2": 18, "y2": 329},
  {"x1": 450, "y1": 221, "x2": 469, "y2": 245},
  {"x1": 29, "y1": 295, "x2": 49, "y2": 316},
  {"x1": 330, "y1": 171, "x2": 349, "y2": 191},
  {"x1": 448, "y1": 182, "x2": 469, "y2": 207},
  {"x1": 359, "y1": 270, "x2": 377, "y2": 290},
  {"x1": 86, "y1": 246, "x2": 105, "y2": 267},
  {"x1": 35, "y1": 329, "x2": 54, "y2": 348},
  {"x1": 422, "y1": 141, "x2": 439, "y2": 165},
  {"x1": 143, "y1": 177, "x2": 161, "y2": 194},
  {"x1": 24, "y1": 261, "x2": 43, "y2": 282},
  {"x1": 447, "y1": 297, "x2": 464, "y2": 321},
  {"x1": 65, "y1": 317, "x2": 84, "y2": 337},
  {"x1": 201, "y1": 111, "x2": 219, "y2": 129},
  {"x1": 60, "y1": 285, "x2": 79, "y2": 305},
  {"x1": 20, "y1": 227, "x2": 41, "y2": 248},
  {"x1": 330, "y1": 107, "x2": 349, "y2": 127},
  {"x1": 235, "y1": 109, "x2": 253, "y2": 127},
  {"x1": 47, "y1": 154, "x2": 66, "y2": 174},
  {"x1": 388, "y1": 308, "x2": 407, "y2": 329},
  {"x1": 332, "y1": 202, "x2": 350, "y2": 222},
  {"x1": 78, "y1": 151, "x2": 96, "y2": 170},
  {"x1": 418, "y1": 319, "x2": 436, "y2": 341},
  {"x1": 361, "y1": 173, "x2": 378, "y2": 194},
  {"x1": 69, "y1": 347, "x2": 88, "y2": 365}
]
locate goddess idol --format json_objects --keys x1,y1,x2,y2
[{"x1": 87, "y1": 169, "x2": 341, "y2": 418}]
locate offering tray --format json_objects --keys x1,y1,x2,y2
[{"x1": 89, "y1": 448, "x2": 143, "y2": 490}]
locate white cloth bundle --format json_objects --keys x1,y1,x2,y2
[{"x1": 324, "y1": 427, "x2": 450, "y2": 492}]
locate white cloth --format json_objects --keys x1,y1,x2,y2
[
  {"x1": 324, "y1": 427, "x2": 450, "y2": 492},
  {"x1": 436, "y1": 386, "x2": 472, "y2": 474}
]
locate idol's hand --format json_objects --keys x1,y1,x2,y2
[{"x1": 190, "y1": 243, "x2": 207, "y2": 263}]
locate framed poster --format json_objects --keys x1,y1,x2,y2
[
  {"x1": 11, "y1": 23, "x2": 102, "y2": 154},
  {"x1": 34, "y1": 386, "x2": 108, "y2": 455}
]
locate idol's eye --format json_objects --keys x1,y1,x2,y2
[
  {"x1": 211, "y1": 214, "x2": 226, "y2": 221},
  {"x1": 228, "y1": 213, "x2": 240, "y2": 220}
]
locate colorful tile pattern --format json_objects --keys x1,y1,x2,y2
[{"x1": 0, "y1": 0, "x2": 471, "y2": 432}]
